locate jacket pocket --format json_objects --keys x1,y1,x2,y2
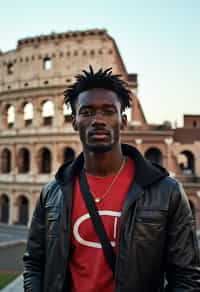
[
  {"x1": 46, "y1": 207, "x2": 61, "y2": 237},
  {"x1": 134, "y1": 209, "x2": 167, "y2": 242}
]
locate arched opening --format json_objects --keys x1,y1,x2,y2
[
  {"x1": 17, "y1": 196, "x2": 29, "y2": 225},
  {"x1": 0, "y1": 194, "x2": 9, "y2": 223},
  {"x1": 7, "y1": 105, "x2": 15, "y2": 128},
  {"x1": 1, "y1": 148, "x2": 11, "y2": 173},
  {"x1": 63, "y1": 147, "x2": 75, "y2": 164},
  {"x1": 178, "y1": 150, "x2": 195, "y2": 175},
  {"x1": 38, "y1": 147, "x2": 52, "y2": 173},
  {"x1": 24, "y1": 102, "x2": 34, "y2": 126},
  {"x1": 7, "y1": 63, "x2": 14, "y2": 75},
  {"x1": 17, "y1": 148, "x2": 30, "y2": 173},
  {"x1": 144, "y1": 147, "x2": 163, "y2": 166},
  {"x1": 193, "y1": 120, "x2": 197, "y2": 128},
  {"x1": 43, "y1": 57, "x2": 52, "y2": 70},
  {"x1": 42, "y1": 100, "x2": 54, "y2": 126}
]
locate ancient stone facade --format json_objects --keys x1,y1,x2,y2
[{"x1": 0, "y1": 29, "x2": 199, "y2": 230}]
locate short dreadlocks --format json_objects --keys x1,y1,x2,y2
[{"x1": 64, "y1": 66, "x2": 132, "y2": 114}]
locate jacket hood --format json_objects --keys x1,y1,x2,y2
[{"x1": 55, "y1": 144, "x2": 169, "y2": 188}]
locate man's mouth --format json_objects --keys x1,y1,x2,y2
[{"x1": 89, "y1": 130, "x2": 110, "y2": 140}]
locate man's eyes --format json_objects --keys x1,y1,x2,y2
[
  {"x1": 79, "y1": 109, "x2": 92, "y2": 116},
  {"x1": 79, "y1": 108, "x2": 116, "y2": 116},
  {"x1": 103, "y1": 109, "x2": 117, "y2": 115}
]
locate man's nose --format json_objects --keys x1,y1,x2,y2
[{"x1": 91, "y1": 109, "x2": 106, "y2": 125}]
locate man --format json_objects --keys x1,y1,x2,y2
[{"x1": 23, "y1": 67, "x2": 200, "y2": 291}]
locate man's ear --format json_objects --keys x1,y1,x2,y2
[
  {"x1": 72, "y1": 115, "x2": 78, "y2": 131},
  {"x1": 121, "y1": 114, "x2": 127, "y2": 130}
]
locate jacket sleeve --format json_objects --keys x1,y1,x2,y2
[
  {"x1": 165, "y1": 182, "x2": 200, "y2": 291},
  {"x1": 23, "y1": 189, "x2": 46, "y2": 292}
]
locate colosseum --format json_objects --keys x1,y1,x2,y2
[{"x1": 0, "y1": 29, "x2": 200, "y2": 233}]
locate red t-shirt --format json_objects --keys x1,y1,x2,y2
[{"x1": 69, "y1": 158, "x2": 135, "y2": 292}]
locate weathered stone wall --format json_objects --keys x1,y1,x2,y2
[
  {"x1": 0, "y1": 30, "x2": 127, "y2": 93},
  {"x1": 0, "y1": 29, "x2": 199, "y2": 228}
]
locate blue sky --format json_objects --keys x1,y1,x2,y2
[{"x1": 0, "y1": 0, "x2": 200, "y2": 126}]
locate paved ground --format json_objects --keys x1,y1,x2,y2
[
  {"x1": 0, "y1": 224, "x2": 28, "y2": 244},
  {"x1": 0, "y1": 224, "x2": 199, "y2": 291},
  {"x1": 1, "y1": 274, "x2": 23, "y2": 292},
  {"x1": 0, "y1": 242, "x2": 26, "y2": 272},
  {"x1": 0, "y1": 223, "x2": 28, "y2": 291}
]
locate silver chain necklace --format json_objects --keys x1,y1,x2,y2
[{"x1": 90, "y1": 158, "x2": 126, "y2": 203}]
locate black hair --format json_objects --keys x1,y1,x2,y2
[{"x1": 64, "y1": 66, "x2": 132, "y2": 114}]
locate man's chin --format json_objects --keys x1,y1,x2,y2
[{"x1": 85, "y1": 143, "x2": 112, "y2": 154}]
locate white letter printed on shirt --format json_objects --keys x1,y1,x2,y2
[{"x1": 73, "y1": 210, "x2": 121, "y2": 248}]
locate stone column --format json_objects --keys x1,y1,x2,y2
[
  {"x1": 33, "y1": 98, "x2": 42, "y2": 128},
  {"x1": 0, "y1": 102, "x2": 4, "y2": 130},
  {"x1": 52, "y1": 143, "x2": 59, "y2": 173},
  {"x1": 9, "y1": 191, "x2": 18, "y2": 224},
  {"x1": 12, "y1": 144, "x2": 17, "y2": 176},
  {"x1": 54, "y1": 95, "x2": 64, "y2": 128},
  {"x1": 1, "y1": 102, "x2": 8, "y2": 129},
  {"x1": 164, "y1": 138, "x2": 173, "y2": 170},
  {"x1": 135, "y1": 138, "x2": 143, "y2": 152},
  {"x1": 30, "y1": 143, "x2": 37, "y2": 176},
  {"x1": 194, "y1": 142, "x2": 200, "y2": 177},
  {"x1": 15, "y1": 99, "x2": 24, "y2": 129}
]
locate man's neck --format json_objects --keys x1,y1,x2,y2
[{"x1": 83, "y1": 146, "x2": 125, "y2": 177}]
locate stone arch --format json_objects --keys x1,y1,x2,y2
[
  {"x1": 63, "y1": 147, "x2": 75, "y2": 164},
  {"x1": 7, "y1": 104, "x2": 15, "y2": 128},
  {"x1": 17, "y1": 147, "x2": 30, "y2": 173},
  {"x1": 16, "y1": 195, "x2": 29, "y2": 225},
  {"x1": 42, "y1": 100, "x2": 55, "y2": 126},
  {"x1": 1, "y1": 104, "x2": 15, "y2": 128},
  {"x1": 23, "y1": 102, "x2": 34, "y2": 126},
  {"x1": 0, "y1": 148, "x2": 11, "y2": 173},
  {"x1": 144, "y1": 147, "x2": 163, "y2": 166},
  {"x1": 37, "y1": 147, "x2": 52, "y2": 173},
  {"x1": 0, "y1": 194, "x2": 9, "y2": 223},
  {"x1": 178, "y1": 150, "x2": 195, "y2": 175}
]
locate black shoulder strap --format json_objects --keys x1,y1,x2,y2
[{"x1": 78, "y1": 169, "x2": 116, "y2": 275}]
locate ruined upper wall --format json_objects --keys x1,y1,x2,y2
[
  {"x1": 0, "y1": 29, "x2": 132, "y2": 94},
  {"x1": 183, "y1": 115, "x2": 200, "y2": 129}
]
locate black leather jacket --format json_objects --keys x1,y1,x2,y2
[{"x1": 23, "y1": 144, "x2": 200, "y2": 291}]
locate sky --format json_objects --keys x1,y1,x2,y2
[{"x1": 0, "y1": 0, "x2": 199, "y2": 127}]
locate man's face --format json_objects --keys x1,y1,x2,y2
[{"x1": 72, "y1": 88, "x2": 126, "y2": 153}]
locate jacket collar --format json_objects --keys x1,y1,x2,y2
[{"x1": 55, "y1": 144, "x2": 168, "y2": 188}]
